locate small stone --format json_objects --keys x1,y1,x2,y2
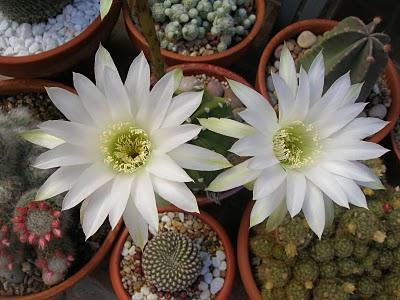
[
  {"x1": 210, "y1": 277, "x2": 224, "y2": 294},
  {"x1": 131, "y1": 292, "x2": 144, "y2": 300},
  {"x1": 274, "y1": 44, "x2": 283, "y2": 59},
  {"x1": 206, "y1": 79, "x2": 224, "y2": 97},
  {"x1": 124, "y1": 240, "x2": 132, "y2": 249},
  {"x1": 213, "y1": 268, "x2": 221, "y2": 277},
  {"x1": 219, "y1": 261, "x2": 227, "y2": 271},
  {"x1": 204, "y1": 272, "x2": 213, "y2": 284},
  {"x1": 178, "y1": 213, "x2": 185, "y2": 222},
  {"x1": 297, "y1": 30, "x2": 317, "y2": 48},
  {"x1": 383, "y1": 96, "x2": 392, "y2": 108},
  {"x1": 140, "y1": 286, "x2": 150, "y2": 295},
  {"x1": 266, "y1": 75, "x2": 274, "y2": 92},
  {"x1": 368, "y1": 104, "x2": 387, "y2": 119},
  {"x1": 200, "y1": 289, "x2": 211, "y2": 299},
  {"x1": 121, "y1": 248, "x2": 129, "y2": 257},
  {"x1": 198, "y1": 281, "x2": 208, "y2": 291},
  {"x1": 212, "y1": 257, "x2": 221, "y2": 268},
  {"x1": 161, "y1": 215, "x2": 171, "y2": 223},
  {"x1": 286, "y1": 39, "x2": 295, "y2": 51},
  {"x1": 147, "y1": 294, "x2": 158, "y2": 300}
]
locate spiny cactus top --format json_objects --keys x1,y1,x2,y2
[
  {"x1": 142, "y1": 231, "x2": 202, "y2": 292},
  {"x1": 298, "y1": 16, "x2": 391, "y2": 102},
  {"x1": 0, "y1": 0, "x2": 71, "y2": 24}
]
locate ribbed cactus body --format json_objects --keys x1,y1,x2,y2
[
  {"x1": 0, "y1": 0, "x2": 71, "y2": 23},
  {"x1": 298, "y1": 17, "x2": 390, "y2": 102},
  {"x1": 142, "y1": 231, "x2": 202, "y2": 292}
]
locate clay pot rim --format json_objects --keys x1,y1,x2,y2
[
  {"x1": 237, "y1": 201, "x2": 261, "y2": 300},
  {"x1": 0, "y1": 0, "x2": 121, "y2": 65},
  {"x1": 167, "y1": 62, "x2": 252, "y2": 206},
  {"x1": 109, "y1": 207, "x2": 236, "y2": 300},
  {"x1": 0, "y1": 78, "x2": 122, "y2": 300},
  {"x1": 122, "y1": 0, "x2": 265, "y2": 64},
  {"x1": 391, "y1": 128, "x2": 400, "y2": 161},
  {"x1": 255, "y1": 18, "x2": 400, "y2": 144}
]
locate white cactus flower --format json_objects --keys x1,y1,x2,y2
[
  {"x1": 23, "y1": 45, "x2": 231, "y2": 248},
  {"x1": 200, "y1": 45, "x2": 389, "y2": 237}
]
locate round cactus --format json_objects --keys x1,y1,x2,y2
[
  {"x1": 384, "y1": 274, "x2": 400, "y2": 298},
  {"x1": 182, "y1": 23, "x2": 199, "y2": 41},
  {"x1": 311, "y1": 240, "x2": 335, "y2": 262},
  {"x1": 334, "y1": 238, "x2": 354, "y2": 258},
  {"x1": 142, "y1": 231, "x2": 202, "y2": 292},
  {"x1": 257, "y1": 259, "x2": 291, "y2": 290},
  {"x1": 293, "y1": 259, "x2": 319, "y2": 289},
  {"x1": 313, "y1": 279, "x2": 350, "y2": 300},
  {"x1": 319, "y1": 261, "x2": 338, "y2": 279}
]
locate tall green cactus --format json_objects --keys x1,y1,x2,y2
[
  {"x1": 298, "y1": 17, "x2": 391, "y2": 102},
  {"x1": 0, "y1": 0, "x2": 71, "y2": 23}
]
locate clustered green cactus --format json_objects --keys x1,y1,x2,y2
[
  {"x1": 250, "y1": 159, "x2": 400, "y2": 300},
  {"x1": 0, "y1": 108, "x2": 75, "y2": 289},
  {"x1": 0, "y1": 0, "x2": 71, "y2": 23},
  {"x1": 146, "y1": 0, "x2": 256, "y2": 53},
  {"x1": 298, "y1": 16, "x2": 390, "y2": 102},
  {"x1": 142, "y1": 231, "x2": 202, "y2": 292}
]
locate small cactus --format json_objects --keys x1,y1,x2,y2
[
  {"x1": 298, "y1": 16, "x2": 390, "y2": 102},
  {"x1": 142, "y1": 231, "x2": 202, "y2": 292},
  {"x1": 0, "y1": 0, "x2": 72, "y2": 23}
]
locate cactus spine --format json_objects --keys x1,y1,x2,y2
[{"x1": 298, "y1": 17, "x2": 390, "y2": 102}]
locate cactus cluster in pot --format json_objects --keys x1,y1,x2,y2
[
  {"x1": 0, "y1": 0, "x2": 71, "y2": 23},
  {"x1": 0, "y1": 108, "x2": 76, "y2": 287},
  {"x1": 298, "y1": 16, "x2": 391, "y2": 103},
  {"x1": 250, "y1": 159, "x2": 400, "y2": 300}
]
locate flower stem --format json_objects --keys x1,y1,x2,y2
[{"x1": 130, "y1": 0, "x2": 166, "y2": 80}]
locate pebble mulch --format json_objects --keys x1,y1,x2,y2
[
  {"x1": 393, "y1": 119, "x2": 400, "y2": 150},
  {"x1": 120, "y1": 212, "x2": 227, "y2": 300},
  {"x1": 265, "y1": 31, "x2": 392, "y2": 121},
  {"x1": 0, "y1": 0, "x2": 99, "y2": 56}
]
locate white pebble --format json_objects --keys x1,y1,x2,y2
[
  {"x1": 131, "y1": 292, "x2": 144, "y2": 300},
  {"x1": 219, "y1": 261, "x2": 227, "y2": 271},
  {"x1": 216, "y1": 250, "x2": 226, "y2": 260},
  {"x1": 198, "y1": 281, "x2": 208, "y2": 291},
  {"x1": 204, "y1": 272, "x2": 213, "y2": 284},
  {"x1": 161, "y1": 215, "x2": 171, "y2": 223},
  {"x1": 212, "y1": 257, "x2": 221, "y2": 268},
  {"x1": 147, "y1": 294, "x2": 158, "y2": 300},
  {"x1": 140, "y1": 286, "x2": 150, "y2": 296},
  {"x1": 200, "y1": 289, "x2": 211, "y2": 300},
  {"x1": 297, "y1": 30, "x2": 317, "y2": 48},
  {"x1": 210, "y1": 277, "x2": 224, "y2": 294},
  {"x1": 17, "y1": 23, "x2": 32, "y2": 39},
  {"x1": 178, "y1": 212, "x2": 185, "y2": 222},
  {"x1": 124, "y1": 240, "x2": 132, "y2": 249},
  {"x1": 213, "y1": 268, "x2": 221, "y2": 277},
  {"x1": 121, "y1": 248, "x2": 129, "y2": 257}
]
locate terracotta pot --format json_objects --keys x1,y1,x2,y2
[
  {"x1": 122, "y1": 0, "x2": 265, "y2": 66},
  {"x1": 237, "y1": 201, "x2": 261, "y2": 300},
  {"x1": 391, "y1": 127, "x2": 400, "y2": 162},
  {"x1": 0, "y1": 0, "x2": 121, "y2": 78},
  {"x1": 167, "y1": 63, "x2": 252, "y2": 206},
  {"x1": 109, "y1": 207, "x2": 236, "y2": 300},
  {"x1": 0, "y1": 79, "x2": 122, "y2": 300},
  {"x1": 256, "y1": 19, "x2": 400, "y2": 144}
]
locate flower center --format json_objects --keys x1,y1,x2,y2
[
  {"x1": 272, "y1": 121, "x2": 320, "y2": 169},
  {"x1": 101, "y1": 122, "x2": 152, "y2": 174}
]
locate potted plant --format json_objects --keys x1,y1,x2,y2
[
  {"x1": 122, "y1": 0, "x2": 265, "y2": 66},
  {"x1": 0, "y1": 0, "x2": 121, "y2": 78},
  {"x1": 0, "y1": 79, "x2": 121, "y2": 299},
  {"x1": 238, "y1": 159, "x2": 400, "y2": 300},
  {"x1": 256, "y1": 17, "x2": 400, "y2": 143},
  {"x1": 109, "y1": 207, "x2": 235, "y2": 300}
]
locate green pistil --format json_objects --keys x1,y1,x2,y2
[
  {"x1": 272, "y1": 121, "x2": 320, "y2": 169},
  {"x1": 101, "y1": 122, "x2": 151, "y2": 174}
]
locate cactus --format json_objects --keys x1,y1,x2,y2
[
  {"x1": 0, "y1": 0, "x2": 71, "y2": 23},
  {"x1": 250, "y1": 171, "x2": 400, "y2": 300},
  {"x1": 298, "y1": 16, "x2": 390, "y2": 102},
  {"x1": 142, "y1": 231, "x2": 202, "y2": 292}
]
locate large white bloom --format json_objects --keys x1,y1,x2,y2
[
  {"x1": 23, "y1": 45, "x2": 231, "y2": 247},
  {"x1": 200, "y1": 45, "x2": 389, "y2": 237}
]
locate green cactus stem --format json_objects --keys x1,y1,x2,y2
[{"x1": 298, "y1": 16, "x2": 391, "y2": 102}]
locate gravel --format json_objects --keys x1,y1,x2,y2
[
  {"x1": 266, "y1": 31, "x2": 392, "y2": 121},
  {"x1": 120, "y1": 212, "x2": 227, "y2": 300},
  {"x1": 0, "y1": 0, "x2": 99, "y2": 56}
]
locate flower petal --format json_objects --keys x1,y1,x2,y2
[
  {"x1": 323, "y1": 140, "x2": 389, "y2": 160},
  {"x1": 271, "y1": 73, "x2": 293, "y2": 122},
  {"x1": 341, "y1": 83, "x2": 363, "y2": 106},
  {"x1": 103, "y1": 66, "x2": 132, "y2": 121},
  {"x1": 151, "y1": 124, "x2": 201, "y2": 153},
  {"x1": 265, "y1": 199, "x2": 287, "y2": 231},
  {"x1": 303, "y1": 181, "x2": 325, "y2": 238},
  {"x1": 131, "y1": 171, "x2": 158, "y2": 234},
  {"x1": 307, "y1": 51, "x2": 324, "y2": 106},
  {"x1": 123, "y1": 197, "x2": 149, "y2": 249},
  {"x1": 21, "y1": 129, "x2": 64, "y2": 149},
  {"x1": 335, "y1": 176, "x2": 367, "y2": 208},
  {"x1": 73, "y1": 72, "x2": 111, "y2": 126},
  {"x1": 199, "y1": 118, "x2": 256, "y2": 139},
  {"x1": 239, "y1": 109, "x2": 276, "y2": 135},
  {"x1": 305, "y1": 167, "x2": 349, "y2": 208},
  {"x1": 227, "y1": 79, "x2": 278, "y2": 125},
  {"x1": 208, "y1": 160, "x2": 261, "y2": 192},
  {"x1": 320, "y1": 160, "x2": 381, "y2": 182},
  {"x1": 332, "y1": 117, "x2": 388, "y2": 141},
  {"x1": 107, "y1": 175, "x2": 133, "y2": 229},
  {"x1": 288, "y1": 67, "x2": 310, "y2": 122},
  {"x1": 279, "y1": 44, "x2": 297, "y2": 97},
  {"x1": 253, "y1": 165, "x2": 286, "y2": 199},
  {"x1": 152, "y1": 175, "x2": 199, "y2": 212},
  {"x1": 324, "y1": 196, "x2": 334, "y2": 229},
  {"x1": 162, "y1": 91, "x2": 203, "y2": 127},
  {"x1": 100, "y1": 0, "x2": 112, "y2": 19},
  {"x1": 286, "y1": 170, "x2": 306, "y2": 217},
  {"x1": 125, "y1": 52, "x2": 150, "y2": 114},
  {"x1": 45, "y1": 87, "x2": 93, "y2": 124},
  {"x1": 138, "y1": 71, "x2": 175, "y2": 132},
  {"x1": 229, "y1": 133, "x2": 271, "y2": 156},
  {"x1": 94, "y1": 44, "x2": 120, "y2": 94},
  {"x1": 250, "y1": 184, "x2": 285, "y2": 227},
  {"x1": 36, "y1": 165, "x2": 89, "y2": 201},
  {"x1": 62, "y1": 163, "x2": 114, "y2": 210},
  {"x1": 168, "y1": 144, "x2": 232, "y2": 171},
  {"x1": 39, "y1": 120, "x2": 99, "y2": 146},
  {"x1": 34, "y1": 143, "x2": 92, "y2": 169},
  {"x1": 147, "y1": 152, "x2": 193, "y2": 182},
  {"x1": 82, "y1": 181, "x2": 114, "y2": 239},
  {"x1": 247, "y1": 155, "x2": 279, "y2": 170}
]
